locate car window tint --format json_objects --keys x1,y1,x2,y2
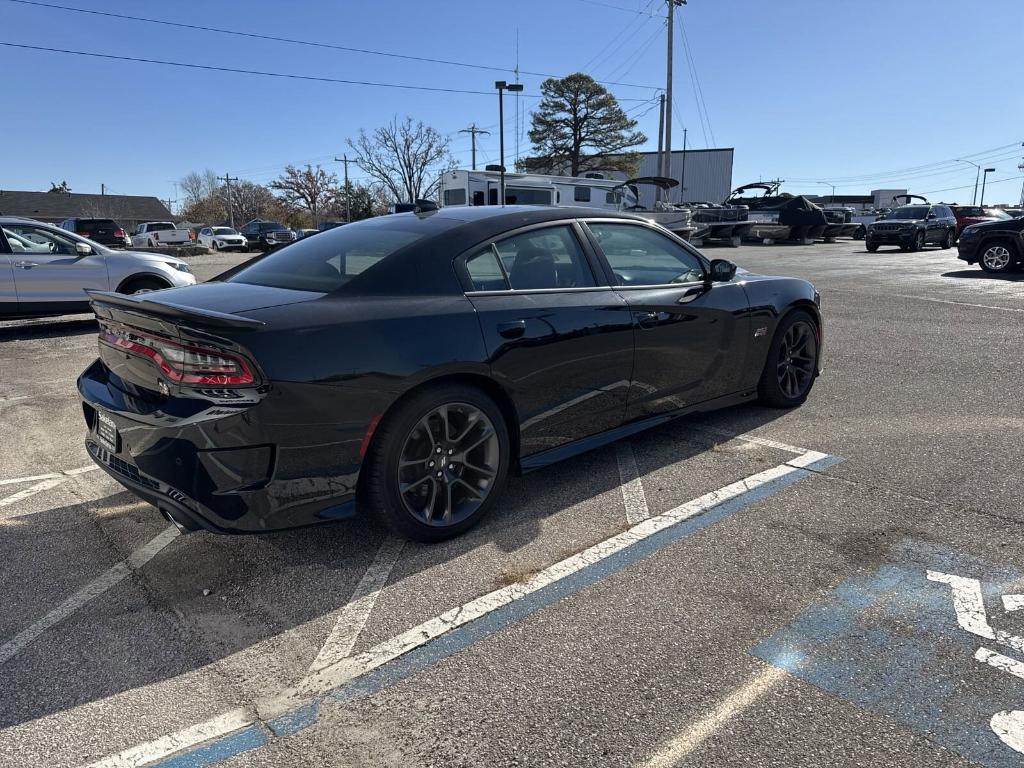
[
  {"x1": 587, "y1": 222, "x2": 704, "y2": 286},
  {"x1": 465, "y1": 246, "x2": 509, "y2": 291},
  {"x1": 492, "y1": 225, "x2": 595, "y2": 290},
  {"x1": 227, "y1": 216, "x2": 432, "y2": 292}
]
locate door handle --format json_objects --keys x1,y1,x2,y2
[
  {"x1": 497, "y1": 319, "x2": 526, "y2": 339},
  {"x1": 636, "y1": 310, "x2": 660, "y2": 329},
  {"x1": 13, "y1": 261, "x2": 38, "y2": 269},
  {"x1": 676, "y1": 286, "x2": 705, "y2": 304}
]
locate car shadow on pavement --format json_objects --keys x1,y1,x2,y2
[
  {"x1": 942, "y1": 269, "x2": 1024, "y2": 282},
  {"x1": 0, "y1": 316, "x2": 96, "y2": 341},
  {"x1": 0, "y1": 405, "x2": 787, "y2": 729}
]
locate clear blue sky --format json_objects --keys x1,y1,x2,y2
[{"x1": 3, "y1": 0, "x2": 1023, "y2": 205}]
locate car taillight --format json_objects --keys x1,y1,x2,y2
[
  {"x1": 189, "y1": 231, "x2": 195, "y2": 241},
  {"x1": 98, "y1": 329, "x2": 254, "y2": 386},
  {"x1": 77, "y1": 230, "x2": 90, "y2": 236},
  {"x1": 113, "y1": 228, "x2": 125, "y2": 238}
]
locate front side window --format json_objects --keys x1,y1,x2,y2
[
  {"x1": 2, "y1": 224, "x2": 81, "y2": 255},
  {"x1": 587, "y1": 222, "x2": 704, "y2": 286}
]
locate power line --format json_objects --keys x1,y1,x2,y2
[
  {"x1": 3, "y1": 0, "x2": 658, "y2": 90},
  {"x1": 677, "y1": 15, "x2": 714, "y2": 148},
  {"x1": 787, "y1": 151, "x2": 1024, "y2": 187},
  {"x1": 585, "y1": 0, "x2": 658, "y2": 76},
  {"x1": 571, "y1": 0, "x2": 664, "y2": 15},
  {"x1": 0, "y1": 41, "x2": 656, "y2": 102}
]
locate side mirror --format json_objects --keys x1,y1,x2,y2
[
  {"x1": 708, "y1": 258, "x2": 737, "y2": 283},
  {"x1": 75, "y1": 242, "x2": 93, "y2": 256}
]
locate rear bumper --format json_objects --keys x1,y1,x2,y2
[{"x1": 77, "y1": 359, "x2": 362, "y2": 533}]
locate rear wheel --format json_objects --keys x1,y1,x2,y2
[
  {"x1": 119, "y1": 276, "x2": 169, "y2": 295},
  {"x1": 757, "y1": 311, "x2": 819, "y2": 408},
  {"x1": 979, "y1": 241, "x2": 1017, "y2": 274},
  {"x1": 361, "y1": 384, "x2": 510, "y2": 542}
]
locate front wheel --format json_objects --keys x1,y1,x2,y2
[
  {"x1": 980, "y1": 242, "x2": 1017, "y2": 274},
  {"x1": 360, "y1": 384, "x2": 511, "y2": 541},
  {"x1": 758, "y1": 311, "x2": 820, "y2": 408},
  {"x1": 941, "y1": 229, "x2": 955, "y2": 249},
  {"x1": 212, "y1": 241, "x2": 220, "y2": 251},
  {"x1": 908, "y1": 231, "x2": 925, "y2": 252},
  {"x1": 866, "y1": 242, "x2": 879, "y2": 252}
]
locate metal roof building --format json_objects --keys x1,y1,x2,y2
[{"x1": 0, "y1": 190, "x2": 173, "y2": 231}]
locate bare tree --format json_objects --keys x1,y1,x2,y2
[
  {"x1": 348, "y1": 117, "x2": 453, "y2": 203},
  {"x1": 179, "y1": 170, "x2": 220, "y2": 207},
  {"x1": 48, "y1": 180, "x2": 71, "y2": 193},
  {"x1": 230, "y1": 180, "x2": 280, "y2": 225},
  {"x1": 269, "y1": 164, "x2": 338, "y2": 225}
]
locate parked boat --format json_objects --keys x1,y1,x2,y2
[
  {"x1": 610, "y1": 177, "x2": 698, "y2": 239},
  {"x1": 726, "y1": 182, "x2": 827, "y2": 243}
]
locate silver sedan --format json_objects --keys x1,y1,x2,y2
[{"x1": 0, "y1": 216, "x2": 196, "y2": 318}]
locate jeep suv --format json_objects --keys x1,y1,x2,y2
[
  {"x1": 239, "y1": 220, "x2": 296, "y2": 251},
  {"x1": 865, "y1": 204, "x2": 957, "y2": 252},
  {"x1": 957, "y1": 216, "x2": 1024, "y2": 274}
]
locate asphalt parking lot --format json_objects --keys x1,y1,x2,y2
[{"x1": 2, "y1": 240, "x2": 1023, "y2": 768}]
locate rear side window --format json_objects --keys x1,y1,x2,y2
[
  {"x1": 228, "y1": 216, "x2": 432, "y2": 292},
  {"x1": 147, "y1": 222, "x2": 174, "y2": 232},
  {"x1": 474, "y1": 225, "x2": 595, "y2": 291}
]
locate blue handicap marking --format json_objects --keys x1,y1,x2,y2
[{"x1": 752, "y1": 539, "x2": 1024, "y2": 767}]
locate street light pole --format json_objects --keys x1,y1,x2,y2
[
  {"x1": 957, "y1": 159, "x2": 982, "y2": 205},
  {"x1": 980, "y1": 168, "x2": 995, "y2": 206},
  {"x1": 816, "y1": 181, "x2": 836, "y2": 203},
  {"x1": 495, "y1": 81, "x2": 523, "y2": 206}
]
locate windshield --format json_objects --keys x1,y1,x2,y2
[
  {"x1": 985, "y1": 209, "x2": 1012, "y2": 220},
  {"x1": 213, "y1": 227, "x2": 237, "y2": 235},
  {"x1": 885, "y1": 206, "x2": 929, "y2": 220},
  {"x1": 227, "y1": 216, "x2": 432, "y2": 292}
]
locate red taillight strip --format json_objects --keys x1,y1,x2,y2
[{"x1": 98, "y1": 328, "x2": 254, "y2": 386}]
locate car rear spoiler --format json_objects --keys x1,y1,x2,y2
[{"x1": 84, "y1": 289, "x2": 265, "y2": 329}]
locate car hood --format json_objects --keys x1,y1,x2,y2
[{"x1": 136, "y1": 281, "x2": 325, "y2": 315}]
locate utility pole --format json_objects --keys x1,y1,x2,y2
[
  {"x1": 680, "y1": 127, "x2": 688, "y2": 203},
  {"x1": 219, "y1": 173, "x2": 238, "y2": 228},
  {"x1": 334, "y1": 155, "x2": 357, "y2": 222},
  {"x1": 459, "y1": 124, "x2": 491, "y2": 171},
  {"x1": 663, "y1": 0, "x2": 686, "y2": 194},
  {"x1": 101, "y1": 183, "x2": 105, "y2": 196},
  {"x1": 656, "y1": 94, "x2": 665, "y2": 204},
  {"x1": 162, "y1": 197, "x2": 176, "y2": 215}
]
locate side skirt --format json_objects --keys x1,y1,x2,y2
[{"x1": 518, "y1": 390, "x2": 758, "y2": 473}]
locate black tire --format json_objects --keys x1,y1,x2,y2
[
  {"x1": 360, "y1": 383, "x2": 511, "y2": 542},
  {"x1": 147, "y1": 238, "x2": 156, "y2": 248},
  {"x1": 979, "y1": 240, "x2": 1018, "y2": 274},
  {"x1": 908, "y1": 231, "x2": 925, "y2": 252},
  {"x1": 757, "y1": 310, "x2": 820, "y2": 408},
  {"x1": 866, "y1": 242, "x2": 879, "y2": 252},
  {"x1": 212, "y1": 240, "x2": 220, "y2": 251},
  {"x1": 119, "y1": 276, "x2": 169, "y2": 295},
  {"x1": 854, "y1": 225, "x2": 866, "y2": 240},
  {"x1": 941, "y1": 229, "x2": 955, "y2": 249}
]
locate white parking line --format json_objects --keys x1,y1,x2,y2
[
  {"x1": 308, "y1": 537, "x2": 405, "y2": 674},
  {"x1": 0, "y1": 526, "x2": 178, "y2": 665},
  {"x1": 616, "y1": 441, "x2": 650, "y2": 525},
  {"x1": 640, "y1": 664, "x2": 787, "y2": 767},
  {"x1": 266, "y1": 459, "x2": 813, "y2": 716},
  {"x1": 0, "y1": 465, "x2": 101, "y2": 519},
  {"x1": 894, "y1": 294, "x2": 1024, "y2": 314},
  {"x1": 692, "y1": 427, "x2": 809, "y2": 457},
  {"x1": 74, "y1": 450, "x2": 836, "y2": 767},
  {"x1": 83, "y1": 707, "x2": 255, "y2": 768}
]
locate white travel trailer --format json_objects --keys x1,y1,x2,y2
[{"x1": 436, "y1": 169, "x2": 628, "y2": 211}]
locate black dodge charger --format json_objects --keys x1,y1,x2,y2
[{"x1": 78, "y1": 206, "x2": 823, "y2": 541}]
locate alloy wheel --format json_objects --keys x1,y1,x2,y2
[
  {"x1": 397, "y1": 403, "x2": 500, "y2": 527},
  {"x1": 982, "y1": 245, "x2": 1011, "y2": 271},
  {"x1": 776, "y1": 321, "x2": 817, "y2": 400}
]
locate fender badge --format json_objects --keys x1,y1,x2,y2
[{"x1": 754, "y1": 326, "x2": 768, "y2": 338}]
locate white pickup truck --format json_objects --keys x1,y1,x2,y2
[{"x1": 131, "y1": 221, "x2": 193, "y2": 248}]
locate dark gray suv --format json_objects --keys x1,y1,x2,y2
[{"x1": 866, "y1": 204, "x2": 957, "y2": 252}]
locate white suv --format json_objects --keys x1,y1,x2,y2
[{"x1": 0, "y1": 217, "x2": 196, "y2": 319}]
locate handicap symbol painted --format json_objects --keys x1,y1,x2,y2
[{"x1": 752, "y1": 540, "x2": 1024, "y2": 768}]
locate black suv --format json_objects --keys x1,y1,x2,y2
[
  {"x1": 865, "y1": 204, "x2": 957, "y2": 252},
  {"x1": 59, "y1": 218, "x2": 129, "y2": 248},
  {"x1": 239, "y1": 220, "x2": 296, "y2": 251},
  {"x1": 957, "y1": 215, "x2": 1024, "y2": 274}
]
